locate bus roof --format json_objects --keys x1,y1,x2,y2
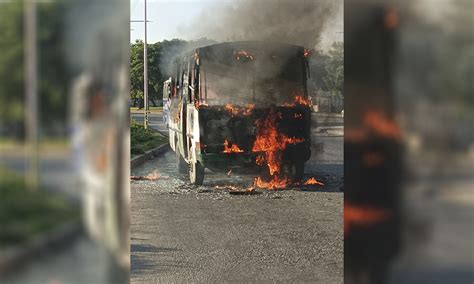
[{"x1": 176, "y1": 41, "x2": 306, "y2": 63}]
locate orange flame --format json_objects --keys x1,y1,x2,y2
[
  {"x1": 282, "y1": 94, "x2": 311, "y2": 107},
  {"x1": 224, "y1": 104, "x2": 240, "y2": 116},
  {"x1": 344, "y1": 203, "x2": 392, "y2": 235},
  {"x1": 223, "y1": 139, "x2": 244, "y2": 153},
  {"x1": 364, "y1": 110, "x2": 402, "y2": 140},
  {"x1": 254, "y1": 176, "x2": 290, "y2": 189},
  {"x1": 294, "y1": 95, "x2": 311, "y2": 106},
  {"x1": 242, "y1": 103, "x2": 255, "y2": 116},
  {"x1": 252, "y1": 111, "x2": 304, "y2": 181},
  {"x1": 284, "y1": 137, "x2": 304, "y2": 144},
  {"x1": 224, "y1": 103, "x2": 255, "y2": 116},
  {"x1": 345, "y1": 110, "x2": 403, "y2": 143},
  {"x1": 304, "y1": 177, "x2": 324, "y2": 186}
]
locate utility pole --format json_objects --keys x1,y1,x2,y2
[
  {"x1": 143, "y1": 0, "x2": 149, "y2": 129},
  {"x1": 24, "y1": 0, "x2": 39, "y2": 190},
  {"x1": 130, "y1": 0, "x2": 153, "y2": 129}
]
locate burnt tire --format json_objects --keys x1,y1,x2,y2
[
  {"x1": 189, "y1": 161, "x2": 204, "y2": 186},
  {"x1": 293, "y1": 162, "x2": 305, "y2": 182},
  {"x1": 176, "y1": 152, "x2": 188, "y2": 174}
]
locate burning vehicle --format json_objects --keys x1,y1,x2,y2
[{"x1": 165, "y1": 41, "x2": 312, "y2": 186}]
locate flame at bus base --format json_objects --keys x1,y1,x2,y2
[
  {"x1": 304, "y1": 177, "x2": 324, "y2": 186},
  {"x1": 251, "y1": 105, "x2": 308, "y2": 189},
  {"x1": 253, "y1": 176, "x2": 290, "y2": 190}
]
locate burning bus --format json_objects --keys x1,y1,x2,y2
[{"x1": 165, "y1": 41, "x2": 312, "y2": 186}]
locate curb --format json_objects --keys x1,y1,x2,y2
[
  {"x1": 156, "y1": 129, "x2": 169, "y2": 138},
  {"x1": 131, "y1": 143, "x2": 170, "y2": 169},
  {"x1": 0, "y1": 220, "x2": 83, "y2": 277}
]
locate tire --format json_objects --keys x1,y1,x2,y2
[
  {"x1": 189, "y1": 161, "x2": 204, "y2": 186},
  {"x1": 293, "y1": 162, "x2": 305, "y2": 182},
  {"x1": 176, "y1": 152, "x2": 188, "y2": 174}
]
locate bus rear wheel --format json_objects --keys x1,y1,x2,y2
[
  {"x1": 189, "y1": 161, "x2": 204, "y2": 186},
  {"x1": 293, "y1": 162, "x2": 305, "y2": 182}
]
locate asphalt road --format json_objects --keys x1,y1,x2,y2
[{"x1": 131, "y1": 123, "x2": 344, "y2": 283}]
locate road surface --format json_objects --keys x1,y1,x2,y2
[{"x1": 131, "y1": 117, "x2": 344, "y2": 283}]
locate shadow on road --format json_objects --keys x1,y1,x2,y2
[{"x1": 131, "y1": 244, "x2": 189, "y2": 276}]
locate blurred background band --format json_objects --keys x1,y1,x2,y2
[
  {"x1": 1, "y1": 0, "x2": 130, "y2": 283},
  {"x1": 345, "y1": 0, "x2": 473, "y2": 283}
]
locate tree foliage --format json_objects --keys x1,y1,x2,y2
[
  {"x1": 0, "y1": 0, "x2": 71, "y2": 136},
  {"x1": 322, "y1": 42, "x2": 344, "y2": 95},
  {"x1": 130, "y1": 38, "x2": 215, "y2": 107},
  {"x1": 0, "y1": 1, "x2": 25, "y2": 128},
  {"x1": 130, "y1": 39, "x2": 187, "y2": 107}
]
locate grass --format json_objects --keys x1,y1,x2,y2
[
  {"x1": 0, "y1": 137, "x2": 70, "y2": 154},
  {"x1": 0, "y1": 168, "x2": 79, "y2": 248},
  {"x1": 130, "y1": 120, "x2": 167, "y2": 156}
]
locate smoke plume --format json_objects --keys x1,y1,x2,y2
[{"x1": 181, "y1": 0, "x2": 342, "y2": 50}]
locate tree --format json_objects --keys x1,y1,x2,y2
[
  {"x1": 0, "y1": 0, "x2": 71, "y2": 137},
  {"x1": 130, "y1": 40, "x2": 169, "y2": 107},
  {"x1": 0, "y1": 1, "x2": 25, "y2": 134},
  {"x1": 322, "y1": 42, "x2": 344, "y2": 96},
  {"x1": 130, "y1": 40, "x2": 145, "y2": 107},
  {"x1": 129, "y1": 38, "x2": 216, "y2": 107}
]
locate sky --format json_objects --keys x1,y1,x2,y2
[
  {"x1": 130, "y1": 0, "x2": 225, "y2": 43},
  {"x1": 130, "y1": 0, "x2": 343, "y2": 51}
]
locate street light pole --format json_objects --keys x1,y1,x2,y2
[
  {"x1": 24, "y1": 0, "x2": 39, "y2": 190},
  {"x1": 143, "y1": 0, "x2": 149, "y2": 129}
]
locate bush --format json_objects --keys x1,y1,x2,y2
[{"x1": 0, "y1": 168, "x2": 79, "y2": 247}]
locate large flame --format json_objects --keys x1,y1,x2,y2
[
  {"x1": 223, "y1": 139, "x2": 244, "y2": 153},
  {"x1": 252, "y1": 110, "x2": 304, "y2": 187}
]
